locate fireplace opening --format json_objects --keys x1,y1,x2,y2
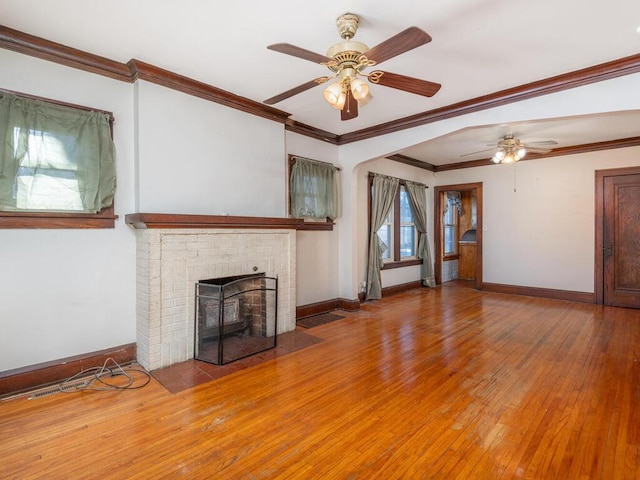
[{"x1": 195, "y1": 273, "x2": 278, "y2": 365}]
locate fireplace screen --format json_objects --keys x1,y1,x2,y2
[{"x1": 195, "y1": 273, "x2": 277, "y2": 365}]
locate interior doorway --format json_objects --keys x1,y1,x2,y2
[
  {"x1": 595, "y1": 166, "x2": 640, "y2": 308},
  {"x1": 434, "y1": 182, "x2": 483, "y2": 289}
]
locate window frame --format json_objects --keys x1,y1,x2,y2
[
  {"x1": 0, "y1": 89, "x2": 117, "y2": 229},
  {"x1": 288, "y1": 154, "x2": 336, "y2": 231},
  {"x1": 368, "y1": 174, "x2": 422, "y2": 270}
]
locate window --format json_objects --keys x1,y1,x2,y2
[
  {"x1": 443, "y1": 192, "x2": 460, "y2": 257},
  {"x1": 373, "y1": 182, "x2": 419, "y2": 266},
  {"x1": 0, "y1": 90, "x2": 117, "y2": 228},
  {"x1": 289, "y1": 155, "x2": 339, "y2": 230}
]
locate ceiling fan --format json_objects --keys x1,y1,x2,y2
[
  {"x1": 462, "y1": 135, "x2": 558, "y2": 163},
  {"x1": 263, "y1": 13, "x2": 441, "y2": 121}
]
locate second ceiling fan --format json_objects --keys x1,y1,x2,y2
[
  {"x1": 462, "y1": 135, "x2": 559, "y2": 163},
  {"x1": 264, "y1": 13, "x2": 441, "y2": 121}
]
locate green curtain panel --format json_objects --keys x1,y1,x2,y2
[
  {"x1": 366, "y1": 174, "x2": 399, "y2": 300},
  {"x1": 405, "y1": 181, "x2": 435, "y2": 287},
  {"x1": 0, "y1": 92, "x2": 116, "y2": 213},
  {"x1": 290, "y1": 157, "x2": 338, "y2": 220}
]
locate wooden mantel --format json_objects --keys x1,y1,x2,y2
[{"x1": 125, "y1": 213, "x2": 304, "y2": 230}]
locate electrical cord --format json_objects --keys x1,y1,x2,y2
[{"x1": 58, "y1": 357, "x2": 151, "y2": 393}]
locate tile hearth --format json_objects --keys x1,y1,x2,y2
[{"x1": 151, "y1": 330, "x2": 322, "y2": 393}]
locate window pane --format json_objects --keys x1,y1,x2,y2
[
  {"x1": 444, "y1": 198, "x2": 454, "y2": 224},
  {"x1": 377, "y1": 225, "x2": 391, "y2": 260},
  {"x1": 400, "y1": 187, "x2": 413, "y2": 223},
  {"x1": 15, "y1": 167, "x2": 83, "y2": 210},
  {"x1": 399, "y1": 186, "x2": 416, "y2": 258},
  {"x1": 400, "y1": 225, "x2": 416, "y2": 258},
  {"x1": 13, "y1": 129, "x2": 84, "y2": 211},
  {"x1": 444, "y1": 226, "x2": 455, "y2": 255}
]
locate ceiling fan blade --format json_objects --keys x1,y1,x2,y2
[
  {"x1": 369, "y1": 71, "x2": 441, "y2": 97},
  {"x1": 267, "y1": 43, "x2": 333, "y2": 64},
  {"x1": 526, "y1": 147, "x2": 553, "y2": 154},
  {"x1": 263, "y1": 77, "x2": 329, "y2": 105},
  {"x1": 363, "y1": 27, "x2": 432, "y2": 64},
  {"x1": 341, "y1": 90, "x2": 358, "y2": 121},
  {"x1": 460, "y1": 148, "x2": 494, "y2": 158},
  {"x1": 525, "y1": 140, "x2": 558, "y2": 146}
]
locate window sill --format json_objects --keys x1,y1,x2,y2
[
  {"x1": 381, "y1": 258, "x2": 422, "y2": 270},
  {"x1": 0, "y1": 209, "x2": 118, "y2": 229},
  {"x1": 443, "y1": 254, "x2": 460, "y2": 261}
]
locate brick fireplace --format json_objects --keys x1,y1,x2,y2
[{"x1": 126, "y1": 213, "x2": 301, "y2": 371}]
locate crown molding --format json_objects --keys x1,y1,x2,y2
[
  {"x1": 2, "y1": 24, "x2": 639, "y2": 148},
  {"x1": 434, "y1": 136, "x2": 640, "y2": 172},
  {"x1": 126, "y1": 60, "x2": 290, "y2": 123},
  {"x1": 0, "y1": 25, "x2": 291, "y2": 124},
  {"x1": 386, "y1": 154, "x2": 435, "y2": 171},
  {"x1": 0, "y1": 24, "x2": 131, "y2": 81},
  {"x1": 338, "y1": 52, "x2": 640, "y2": 145},
  {"x1": 284, "y1": 120, "x2": 340, "y2": 145}
]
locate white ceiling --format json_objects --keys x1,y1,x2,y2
[
  {"x1": 400, "y1": 110, "x2": 640, "y2": 165},
  {"x1": 2, "y1": 0, "x2": 640, "y2": 164}
]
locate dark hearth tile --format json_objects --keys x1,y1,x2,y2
[{"x1": 153, "y1": 330, "x2": 323, "y2": 393}]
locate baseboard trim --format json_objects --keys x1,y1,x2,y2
[
  {"x1": 358, "y1": 280, "x2": 425, "y2": 303},
  {"x1": 482, "y1": 282, "x2": 596, "y2": 304},
  {"x1": 338, "y1": 297, "x2": 361, "y2": 311},
  {"x1": 0, "y1": 343, "x2": 137, "y2": 397},
  {"x1": 382, "y1": 280, "x2": 424, "y2": 297},
  {"x1": 296, "y1": 297, "x2": 360, "y2": 319}
]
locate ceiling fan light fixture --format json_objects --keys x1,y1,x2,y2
[
  {"x1": 492, "y1": 149, "x2": 505, "y2": 163},
  {"x1": 323, "y1": 82, "x2": 343, "y2": 106},
  {"x1": 333, "y1": 91, "x2": 347, "y2": 110},
  {"x1": 502, "y1": 152, "x2": 516, "y2": 164},
  {"x1": 350, "y1": 77, "x2": 369, "y2": 100},
  {"x1": 492, "y1": 137, "x2": 529, "y2": 164},
  {"x1": 357, "y1": 91, "x2": 373, "y2": 107}
]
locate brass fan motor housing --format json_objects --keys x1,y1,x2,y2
[
  {"x1": 336, "y1": 13, "x2": 359, "y2": 40},
  {"x1": 325, "y1": 14, "x2": 373, "y2": 74}
]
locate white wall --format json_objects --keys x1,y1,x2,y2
[
  {"x1": 0, "y1": 50, "x2": 137, "y2": 371},
  {"x1": 435, "y1": 146, "x2": 640, "y2": 292},
  {"x1": 286, "y1": 132, "x2": 341, "y2": 305},
  {"x1": 136, "y1": 81, "x2": 287, "y2": 216}
]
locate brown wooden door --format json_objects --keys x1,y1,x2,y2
[{"x1": 603, "y1": 174, "x2": 640, "y2": 307}]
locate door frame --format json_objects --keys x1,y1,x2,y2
[
  {"x1": 594, "y1": 166, "x2": 640, "y2": 304},
  {"x1": 434, "y1": 182, "x2": 483, "y2": 289}
]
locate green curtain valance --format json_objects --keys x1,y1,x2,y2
[
  {"x1": 290, "y1": 157, "x2": 339, "y2": 220},
  {"x1": 0, "y1": 91, "x2": 116, "y2": 213}
]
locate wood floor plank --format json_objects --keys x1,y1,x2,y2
[{"x1": 1, "y1": 283, "x2": 640, "y2": 479}]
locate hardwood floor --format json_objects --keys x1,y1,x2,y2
[{"x1": 2, "y1": 284, "x2": 640, "y2": 479}]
